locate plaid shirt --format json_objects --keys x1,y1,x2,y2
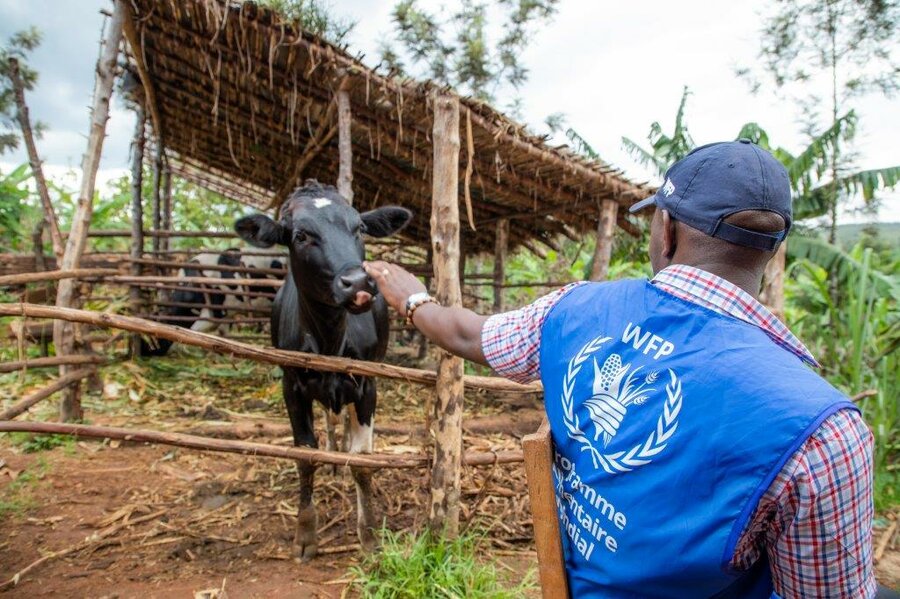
[{"x1": 482, "y1": 265, "x2": 875, "y2": 598}]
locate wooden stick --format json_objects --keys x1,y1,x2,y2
[
  {"x1": 131, "y1": 283, "x2": 276, "y2": 299},
  {"x1": 107, "y1": 275, "x2": 283, "y2": 287},
  {"x1": 337, "y1": 85, "x2": 353, "y2": 204},
  {"x1": 875, "y1": 520, "x2": 897, "y2": 563},
  {"x1": 0, "y1": 421, "x2": 524, "y2": 469},
  {"x1": 589, "y1": 199, "x2": 618, "y2": 281},
  {"x1": 0, "y1": 304, "x2": 541, "y2": 394},
  {"x1": 0, "y1": 368, "x2": 96, "y2": 420},
  {"x1": 851, "y1": 389, "x2": 878, "y2": 402},
  {"x1": 53, "y1": 3, "x2": 124, "y2": 423},
  {"x1": 137, "y1": 314, "x2": 269, "y2": 325},
  {"x1": 121, "y1": 0, "x2": 165, "y2": 149},
  {"x1": 79, "y1": 229, "x2": 238, "y2": 239},
  {"x1": 129, "y1": 106, "x2": 146, "y2": 357},
  {"x1": 124, "y1": 257, "x2": 284, "y2": 276},
  {"x1": 0, "y1": 268, "x2": 120, "y2": 287},
  {"x1": 151, "y1": 300, "x2": 272, "y2": 314},
  {"x1": 493, "y1": 219, "x2": 508, "y2": 313},
  {"x1": 0, "y1": 355, "x2": 107, "y2": 374},
  {"x1": 428, "y1": 92, "x2": 465, "y2": 536}
]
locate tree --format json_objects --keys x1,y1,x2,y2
[
  {"x1": 0, "y1": 27, "x2": 64, "y2": 261},
  {"x1": 257, "y1": 0, "x2": 355, "y2": 44},
  {"x1": 379, "y1": 0, "x2": 559, "y2": 105},
  {"x1": 739, "y1": 0, "x2": 899, "y2": 243},
  {"x1": 620, "y1": 86, "x2": 695, "y2": 179}
]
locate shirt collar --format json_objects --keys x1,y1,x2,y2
[{"x1": 650, "y1": 264, "x2": 820, "y2": 368}]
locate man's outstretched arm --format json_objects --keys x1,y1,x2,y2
[{"x1": 364, "y1": 260, "x2": 489, "y2": 365}]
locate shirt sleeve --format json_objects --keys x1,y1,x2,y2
[
  {"x1": 480, "y1": 282, "x2": 586, "y2": 384},
  {"x1": 730, "y1": 408, "x2": 876, "y2": 598}
]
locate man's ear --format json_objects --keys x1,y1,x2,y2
[
  {"x1": 234, "y1": 214, "x2": 288, "y2": 248},
  {"x1": 361, "y1": 206, "x2": 413, "y2": 238},
  {"x1": 661, "y1": 210, "x2": 677, "y2": 259}
]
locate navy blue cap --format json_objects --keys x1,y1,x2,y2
[{"x1": 629, "y1": 139, "x2": 792, "y2": 251}]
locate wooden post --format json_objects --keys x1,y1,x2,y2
[
  {"x1": 336, "y1": 87, "x2": 353, "y2": 204},
  {"x1": 150, "y1": 147, "x2": 163, "y2": 256},
  {"x1": 493, "y1": 219, "x2": 509, "y2": 312},
  {"x1": 523, "y1": 419, "x2": 569, "y2": 598},
  {"x1": 417, "y1": 245, "x2": 434, "y2": 361},
  {"x1": 53, "y1": 2, "x2": 124, "y2": 422},
  {"x1": 589, "y1": 199, "x2": 619, "y2": 282},
  {"x1": 427, "y1": 92, "x2": 464, "y2": 536},
  {"x1": 161, "y1": 166, "x2": 173, "y2": 252},
  {"x1": 8, "y1": 57, "x2": 64, "y2": 261},
  {"x1": 760, "y1": 242, "x2": 786, "y2": 321},
  {"x1": 129, "y1": 107, "x2": 146, "y2": 357}
]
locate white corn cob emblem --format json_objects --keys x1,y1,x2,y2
[{"x1": 585, "y1": 354, "x2": 657, "y2": 447}]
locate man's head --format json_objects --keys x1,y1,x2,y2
[{"x1": 631, "y1": 140, "x2": 792, "y2": 284}]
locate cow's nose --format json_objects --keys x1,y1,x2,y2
[{"x1": 338, "y1": 269, "x2": 373, "y2": 293}]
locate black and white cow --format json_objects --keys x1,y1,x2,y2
[
  {"x1": 234, "y1": 180, "x2": 411, "y2": 558},
  {"x1": 139, "y1": 248, "x2": 245, "y2": 356}
]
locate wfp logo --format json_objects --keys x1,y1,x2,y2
[
  {"x1": 560, "y1": 336, "x2": 683, "y2": 475},
  {"x1": 661, "y1": 178, "x2": 676, "y2": 197},
  {"x1": 586, "y1": 355, "x2": 658, "y2": 447}
]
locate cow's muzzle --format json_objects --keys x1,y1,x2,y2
[{"x1": 335, "y1": 266, "x2": 376, "y2": 314}]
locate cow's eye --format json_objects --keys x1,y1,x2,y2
[{"x1": 293, "y1": 231, "x2": 308, "y2": 245}]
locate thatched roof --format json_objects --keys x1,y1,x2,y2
[{"x1": 122, "y1": 0, "x2": 653, "y2": 254}]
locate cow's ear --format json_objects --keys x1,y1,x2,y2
[
  {"x1": 361, "y1": 206, "x2": 412, "y2": 238},
  {"x1": 234, "y1": 214, "x2": 288, "y2": 248}
]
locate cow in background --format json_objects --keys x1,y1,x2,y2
[{"x1": 234, "y1": 179, "x2": 411, "y2": 558}]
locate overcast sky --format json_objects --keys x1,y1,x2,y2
[{"x1": 1, "y1": 0, "x2": 897, "y2": 222}]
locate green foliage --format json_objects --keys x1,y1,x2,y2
[
  {"x1": 10, "y1": 433, "x2": 74, "y2": 454},
  {"x1": 621, "y1": 86, "x2": 694, "y2": 178},
  {"x1": 0, "y1": 163, "x2": 39, "y2": 252},
  {"x1": 786, "y1": 244, "x2": 899, "y2": 506},
  {"x1": 0, "y1": 27, "x2": 43, "y2": 155},
  {"x1": 381, "y1": 0, "x2": 559, "y2": 104},
  {"x1": 254, "y1": 0, "x2": 355, "y2": 44},
  {"x1": 351, "y1": 529, "x2": 535, "y2": 598}
]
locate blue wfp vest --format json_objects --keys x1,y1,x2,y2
[{"x1": 540, "y1": 280, "x2": 855, "y2": 598}]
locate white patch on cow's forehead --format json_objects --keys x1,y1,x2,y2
[{"x1": 312, "y1": 197, "x2": 332, "y2": 208}]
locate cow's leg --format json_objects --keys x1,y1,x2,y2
[
  {"x1": 348, "y1": 379, "x2": 378, "y2": 551},
  {"x1": 282, "y1": 369, "x2": 318, "y2": 560},
  {"x1": 324, "y1": 407, "x2": 341, "y2": 476}
]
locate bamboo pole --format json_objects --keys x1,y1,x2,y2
[
  {"x1": 0, "y1": 368, "x2": 96, "y2": 421},
  {"x1": 337, "y1": 85, "x2": 353, "y2": 204},
  {"x1": 428, "y1": 92, "x2": 465, "y2": 536},
  {"x1": 7, "y1": 58, "x2": 64, "y2": 261},
  {"x1": 0, "y1": 304, "x2": 542, "y2": 395},
  {"x1": 53, "y1": 4, "x2": 124, "y2": 422},
  {"x1": 0, "y1": 355, "x2": 107, "y2": 374},
  {"x1": 130, "y1": 107, "x2": 146, "y2": 356},
  {"x1": 0, "y1": 421, "x2": 525, "y2": 469},
  {"x1": 589, "y1": 199, "x2": 619, "y2": 282},
  {"x1": 493, "y1": 219, "x2": 509, "y2": 313}
]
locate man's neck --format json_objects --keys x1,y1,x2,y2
[{"x1": 663, "y1": 260, "x2": 763, "y2": 299}]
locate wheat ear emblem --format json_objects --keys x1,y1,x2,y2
[{"x1": 585, "y1": 354, "x2": 658, "y2": 447}]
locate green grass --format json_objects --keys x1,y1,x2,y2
[
  {"x1": 351, "y1": 529, "x2": 536, "y2": 599},
  {"x1": 0, "y1": 457, "x2": 49, "y2": 519},
  {"x1": 8, "y1": 432, "x2": 75, "y2": 454}
]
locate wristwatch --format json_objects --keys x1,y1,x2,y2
[{"x1": 405, "y1": 292, "x2": 438, "y2": 325}]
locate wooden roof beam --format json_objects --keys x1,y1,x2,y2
[{"x1": 121, "y1": 2, "x2": 166, "y2": 153}]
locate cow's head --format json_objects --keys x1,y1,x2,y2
[{"x1": 234, "y1": 180, "x2": 411, "y2": 313}]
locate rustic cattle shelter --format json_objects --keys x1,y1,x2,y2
[
  {"x1": 1, "y1": 0, "x2": 652, "y2": 588},
  {"x1": 122, "y1": 0, "x2": 651, "y2": 250}
]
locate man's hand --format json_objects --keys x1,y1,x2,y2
[
  {"x1": 363, "y1": 259, "x2": 489, "y2": 365},
  {"x1": 364, "y1": 260, "x2": 426, "y2": 317}
]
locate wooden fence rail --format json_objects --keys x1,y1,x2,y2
[
  {"x1": 0, "y1": 421, "x2": 524, "y2": 468},
  {"x1": 0, "y1": 303, "x2": 541, "y2": 394},
  {"x1": 0, "y1": 368, "x2": 96, "y2": 420},
  {"x1": 0, "y1": 355, "x2": 107, "y2": 374}
]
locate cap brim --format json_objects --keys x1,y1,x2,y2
[{"x1": 628, "y1": 195, "x2": 658, "y2": 214}]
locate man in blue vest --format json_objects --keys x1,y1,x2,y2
[{"x1": 364, "y1": 140, "x2": 876, "y2": 597}]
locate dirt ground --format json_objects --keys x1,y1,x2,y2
[
  {"x1": 0, "y1": 348, "x2": 541, "y2": 597},
  {"x1": 0, "y1": 347, "x2": 897, "y2": 596}
]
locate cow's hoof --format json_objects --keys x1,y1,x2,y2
[
  {"x1": 358, "y1": 526, "x2": 378, "y2": 552},
  {"x1": 294, "y1": 505, "x2": 318, "y2": 561},
  {"x1": 294, "y1": 540, "x2": 318, "y2": 562}
]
